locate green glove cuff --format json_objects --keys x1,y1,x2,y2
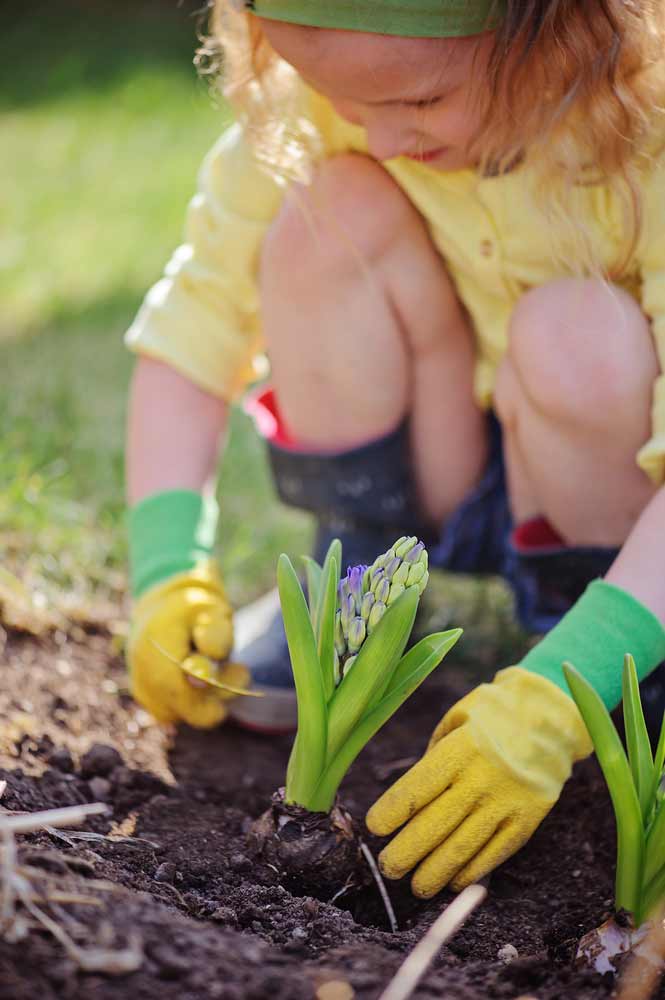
[
  {"x1": 128, "y1": 489, "x2": 219, "y2": 599},
  {"x1": 521, "y1": 579, "x2": 665, "y2": 710}
]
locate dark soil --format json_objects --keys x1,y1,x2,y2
[{"x1": 0, "y1": 622, "x2": 651, "y2": 999}]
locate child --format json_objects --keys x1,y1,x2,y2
[{"x1": 125, "y1": 0, "x2": 665, "y2": 898}]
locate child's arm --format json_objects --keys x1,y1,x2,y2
[
  {"x1": 121, "y1": 123, "x2": 288, "y2": 728},
  {"x1": 125, "y1": 357, "x2": 250, "y2": 729},
  {"x1": 606, "y1": 486, "x2": 665, "y2": 620},
  {"x1": 127, "y1": 356, "x2": 227, "y2": 504}
]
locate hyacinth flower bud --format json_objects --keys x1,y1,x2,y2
[
  {"x1": 406, "y1": 561, "x2": 427, "y2": 588},
  {"x1": 333, "y1": 537, "x2": 430, "y2": 685},
  {"x1": 404, "y1": 540, "x2": 425, "y2": 563},
  {"x1": 368, "y1": 601, "x2": 387, "y2": 632},
  {"x1": 333, "y1": 649, "x2": 342, "y2": 686},
  {"x1": 360, "y1": 591, "x2": 375, "y2": 621},
  {"x1": 334, "y1": 610, "x2": 346, "y2": 657},
  {"x1": 342, "y1": 654, "x2": 357, "y2": 679},
  {"x1": 374, "y1": 577, "x2": 390, "y2": 606},
  {"x1": 347, "y1": 565, "x2": 366, "y2": 614},
  {"x1": 394, "y1": 535, "x2": 419, "y2": 559},
  {"x1": 347, "y1": 616, "x2": 366, "y2": 654},
  {"x1": 340, "y1": 593, "x2": 355, "y2": 632},
  {"x1": 384, "y1": 555, "x2": 401, "y2": 581}
]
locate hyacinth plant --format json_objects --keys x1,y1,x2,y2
[
  {"x1": 563, "y1": 655, "x2": 665, "y2": 972},
  {"x1": 279, "y1": 535, "x2": 462, "y2": 814}
]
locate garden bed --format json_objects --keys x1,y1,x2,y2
[{"x1": 0, "y1": 625, "x2": 643, "y2": 999}]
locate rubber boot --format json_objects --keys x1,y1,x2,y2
[
  {"x1": 228, "y1": 388, "x2": 427, "y2": 733},
  {"x1": 507, "y1": 516, "x2": 665, "y2": 747}
]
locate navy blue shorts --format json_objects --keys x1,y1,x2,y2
[{"x1": 428, "y1": 416, "x2": 619, "y2": 635}]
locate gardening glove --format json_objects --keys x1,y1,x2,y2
[
  {"x1": 127, "y1": 489, "x2": 248, "y2": 728},
  {"x1": 367, "y1": 579, "x2": 665, "y2": 898},
  {"x1": 128, "y1": 560, "x2": 249, "y2": 728},
  {"x1": 366, "y1": 667, "x2": 591, "y2": 897}
]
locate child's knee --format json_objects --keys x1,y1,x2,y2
[
  {"x1": 503, "y1": 278, "x2": 656, "y2": 427},
  {"x1": 260, "y1": 153, "x2": 416, "y2": 282}
]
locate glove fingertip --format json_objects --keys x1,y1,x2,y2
[
  {"x1": 182, "y1": 702, "x2": 229, "y2": 730},
  {"x1": 377, "y1": 851, "x2": 405, "y2": 882},
  {"x1": 449, "y1": 874, "x2": 474, "y2": 893},
  {"x1": 366, "y1": 803, "x2": 399, "y2": 837},
  {"x1": 411, "y1": 872, "x2": 443, "y2": 899}
]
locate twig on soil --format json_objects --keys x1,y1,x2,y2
[
  {"x1": 377, "y1": 884, "x2": 487, "y2": 1000},
  {"x1": 45, "y1": 828, "x2": 160, "y2": 849},
  {"x1": 329, "y1": 874, "x2": 356, "y2": 905},
  {"x1": 17, "y1": 886, "x2": 142, "y2": 975},
  {"x1": 2, "y1": 803, "x2": 107, "y2": 834},
  {"x1": 153, "y1": 880, "x2": 189, "y2": 909},
  {"x1": 1, "y1": 800, "x2": 143, "y2": 973},
  {"x1": 616, "y1": 911, "x2": 665, "y2": 1000},
  {"x1": 360, "y1": 841, "x2": 397, "y2": 933}
]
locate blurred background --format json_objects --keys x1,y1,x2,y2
[{"x1": 1, "y1": 0, "x2": 311, "y2": 620}]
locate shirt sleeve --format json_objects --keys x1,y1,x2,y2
[
  {"x1": 125, "y1": 122, "x2": 285, "y2": 401},
  {"x1": 637, "y1": 154, "x2": 665, "y2": 485}
]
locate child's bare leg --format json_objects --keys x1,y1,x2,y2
[
  {"x1": 259, "y1": 153, "x2": 486, "y2": 527},
  {"x1": 494, "y1": 279, "x2": 659, "y2": 545}
]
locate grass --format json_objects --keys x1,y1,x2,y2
[{"x1": 1, "y1": 0, "x2": 310, "y2": 614}]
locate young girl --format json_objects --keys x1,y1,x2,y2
[{"x1": 125, "y1": 0, "x2": 665, "y2": 899}]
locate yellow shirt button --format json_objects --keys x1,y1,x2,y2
[{"x1": 479, "y1": 239, "x2": 494, "y2": 257}]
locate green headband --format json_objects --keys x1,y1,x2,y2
[{"x1": 247, "y1": 0, "x2": 504, "y2": 38}]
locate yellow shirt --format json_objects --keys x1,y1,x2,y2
[{"x1": 126, "y1": 88, "x2": 665, "y2": 485}]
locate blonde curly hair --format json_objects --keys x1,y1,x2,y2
[{"x1": 197, "y1": 0, "x2": 665, "y2": 273}]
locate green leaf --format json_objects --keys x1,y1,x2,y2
[
  {"x1": 325, "y1": 587, "x2": 419, "y2": 763},
  {"x1": 302, "y1": 556, "x2": 322, "y2": 629},
  {"x1": 650, "y1": 711, "x2": 665, "y2": 808},
  {"x1": 314, "y1": 541, "x2": 342, "y2": 634},
  {"x1": 278, "y1": 554, "x2": 327, "y2": 808},
  {"x1": 308, "y1": 630, "x2": 462, "y2": 812},
  {"x1": 316, "y1": 554, "x2": 338, "y2": 704},
  {"x1": 563, "y1": 662, "x2": 644, "y2": 916},
  {"x1": 623, "y1": 654, "x2": 654, "y2": 825},
  {"x1": 644, "y1": 797, "x2": 665, "y2": 891},
  {"x1": 640, "y1": 859, "x2": 665, "y2": 924}
]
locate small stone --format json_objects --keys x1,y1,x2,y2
[
  {"x1": 239, "y1": 904, "x2": 264, "y2": 925},
  {"x1": 497, "y1": 943, "x2": 519, "y2": 964},
  {"x1": 572, "y1": 869, "x2": 581, "y2": 878},
  {"x1": 210, "y1": 906, "x2": 237, "y2": 925},
  {"x1": 316, "y1": 982, "x2": 355, "y2": 1000},
  {"x1": 88, "y1": 777, "x2": 111, "y2": 801},
  {"x1": 229, "y1": 852, "x2": 251, "y2": 872},
  {"x1": 154, "y1": 862, "x2": 177, "y2": 884},
  {"x1": 290, "y1": 926, "x2": 308, "y2": 942},
  {"x1": 80, "y1": 744, "x2": 122, "y2": 778},
  {"x1": 46, "y1": 747, "x2": 74, "y2": 773}
]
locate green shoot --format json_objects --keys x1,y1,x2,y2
[
  {"x1": 563, "y1": 655, "x2": 665, "y2": 926},
  {"x1": 279, "y1": 537, "x2": 462, "y2": 814}
]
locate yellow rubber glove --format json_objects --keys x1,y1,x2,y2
[
  {"x1": 127, "y1": 560, "x2": 249, "y2": 728},
  {"x1": 366, "y1": 667, "x2": 592, "y2": 897}
]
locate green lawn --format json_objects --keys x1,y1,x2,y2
[{"x1": 1, "y1": 1, "x2": 310, "y2": 614}]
